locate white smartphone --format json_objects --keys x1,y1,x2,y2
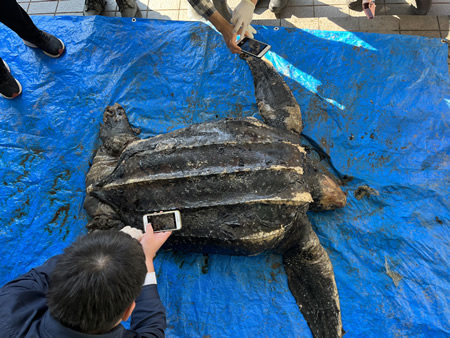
[
  {"x1": 238, "y1": 37, "x2": 271, "y2": 58},
  {"x1": 142, "y1": 210, "x2": 182, "y2": 232}
]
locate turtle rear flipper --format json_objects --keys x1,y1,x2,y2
[
  {"x1": 283, "y1": 220, "x2": 343, "y2": 338},
  {"x1": 244, "y1": 56, "x2": 303, "y2": 135}
]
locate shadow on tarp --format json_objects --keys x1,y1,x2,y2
[{"x1": 0, "y1": 15, "x2": 448, "y2": 337}]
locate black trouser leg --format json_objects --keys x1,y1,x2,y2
[{"x1": 0, "y1": 0, "x2": 40, "y2": 41}]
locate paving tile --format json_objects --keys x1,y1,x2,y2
[
  {"x1": 58, "y1": 12, "x2": 84, "y2": 16},
  {"x1": 315, "y1": 4, "x2": 350, "y2": 17},
  {"x1": 427, "y1": 4, "x2": 450, "y2": 16},
  {"x1": 384, "y1": 0, "x2": 409, "y2": 4},
  {"x1": 147, "y1": 9, "x2": 179, "y2": 20},
  {"x1": 228, "y1": 0, "x2": 242, "y2": 8},
  {"x1": 359, "y1": 30, "x2": 401, "y2": 34},
  {"x1": 57, "y1": 0, "x2": 85, "y2": 13},
  {"x1": 28, "y1": 1, "x2": 57, "y2": 14},
  {"x1": 180, "y1": 0, "x2": 188, "y2": 10},
  {"x1": 438, "y1": 16, "x2": 450, "y2": 32},
  {"x1": 281, "y1": 17, "x2": 319, "y2": 28},
  {"x1": 254, "y1": 7, "x2": 282, "y2": 19},
  {"x1": 103, "y1": 11, "x2": 118, "y2": 16},
  {"x1": 178, "y1": 9, "x2": 211, "y2": 21},
  {"x1": 178, "y1": 9, "x2": 191, "y2": 20},
  {"x1": 318, "y1": 17, "x2": 360, "y2": 30},
  {"x1": 358, "y1": 15, "x2": 400, "y2": 30},
  {"x1": 18, "y1": 2, "x2": 29, "y2": 11},
  {"x1": 314, "y1": 0, "x2": 348, "y2": 5},
  {"x1": 136, "y1": 0, "x2": 150, "y2": 11},
  {"x1": 385, "y1": 3, "x2": 414, "y2": 14},
  {"x1": 288, "y1": 0, "x2": 316, "y2": 6},
  {"x1": 148, "y1": 0, "x2": 180, "y2": 10},
  {"x1": 253, "y1": 19, "x2": 282, "y2": 26},
  {"x1": 398, "y1": 15, "x2": 439, "y2": 30},
  {"x1": 280, "y1": 5, "x2": 315, "y2": 17},
  {"x1": 349, "y1": 8, "x2": 370, "y2": 17},
  {"x1": 400, "y1": 30, "x2": 442, "y2": 37}
]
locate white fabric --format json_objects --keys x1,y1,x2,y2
[
  {"x1": 120, "y1": 226, "x2": 144, "y2": 241},
  {"x1": 231, "y1": 0, "x2": 256, "y2": 38},
  {"x1": 144, "y1": 272, "x2": 157, "y2": 285}
]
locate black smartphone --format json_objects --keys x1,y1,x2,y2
[
  {"x1": 238, "y1": 37, "x2": 271, "y2": 58},
  {"x1": 143, "y1": 210, "x2": 182, "y2": 232}
]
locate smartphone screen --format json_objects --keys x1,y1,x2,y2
[
  {"x1": 143, "y1": 211, "x2": 182, "y2": 232},
  {"x1": 238, "y1": 37, "x2": 271, "y2": 58}
]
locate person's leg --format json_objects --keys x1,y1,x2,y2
[
  {"x1": 0, "y1": 0, "x2": 65, "y2": 57},
  {"x1": 0, "y1": 57, "x2": 22, "y2": 99},
  {"x1": 0, "y1": 0, "x2": 40, "y2": 41},
  {"x1": 115, "y1": 0, "x2": 138, "y2": 18},
  {"x1": 410, "y1": 0, "x2": 432, "y2": 14}
]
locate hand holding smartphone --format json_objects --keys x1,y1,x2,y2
[
  {"x1": 238, "y1": 37, "x2": 271, "y2": 58},
  {"x1": 143, "y1": 210, "x2": 182, "y2": 233}
]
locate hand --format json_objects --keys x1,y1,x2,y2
[
  {"x1": 120, "y1": 226, "x2": 144, "y2": 241},
  {"x1": 140, "y1": 224, "x2": 171, "y2": 260},
  {"x1": 231, "y1": 0, "x2": 255, "y2": 39},
  {"x1": 221, "y1": 23, "x2": 241, "y2": 54},
  {"x1": 208, "y1": 11, "x2": 241, "y2": 54}
]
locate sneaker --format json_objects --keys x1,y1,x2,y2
[
  {"x1": 0, "y1": 59, "x2": 22, "y2": 99},
  {"x1": 410, "y1": 0, "x2": 432, "y2": 14},
  {"x1": 23, "y1": 30, "x2": 65, "y2": 58},
  {"x1": 84, "y1": 0, "x2": 105, "y2": 16},
  {"x1": 347, "y1": 0, "x2": 362, "y2": 10},
  {"x1": 269, "y1": 0, "x2": 288, "y2": 14},
  {"x1": 116, "y1": 0, "x2": 138, "y2": 17}
]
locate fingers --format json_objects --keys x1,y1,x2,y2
[
  {"x1": 245, "y1": 25, "x2": 256, "y2": 38},
  {"x1": 145, "y1": 223, "x2": 154, "y2": 234},
  {"x1": 154, "y1": 231, "x2": 172, "y2": 242},
  {"x1": 120, "y1": 225, "x2": 144, "y2": 241},
  {"x1": 232, "y1": 18, "x2": 244, "y2": 34}
]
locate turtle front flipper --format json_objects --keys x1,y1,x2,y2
[
  {"x1": 283, "y1": 220, "x2": 343, "y2": 338},
  {"x1": 243, "y1": 55, "x2": 303, "y2": 135},
  {"x1": 86, "y1": 215, "x2": 126, "y2": 232}
]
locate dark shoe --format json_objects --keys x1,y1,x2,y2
[
  {"x1": 84, "y1": 0, "x2": 105, "y2": 16},
  {"x1": 269, "y1": 0, "x2": 288, "y2": 14},
  {"x1": 23, "y1": 30, "x2": 65, "y2": 58},
  {"x1": 410, "y1": 0, "x2": 432, "y2": 14},
  {"x1": 0, "y1": 59, "x2": 22, "y2": 99},
  {"x1": 116, "y1": 0, "x2": 138, "y2": 17},
  {"x1": 347, "y1": 0, "x2": 362, "y2": 11}
]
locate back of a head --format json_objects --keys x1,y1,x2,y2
[{"x1": 48, "y1": 230, "x2": 146, "y2": 334}]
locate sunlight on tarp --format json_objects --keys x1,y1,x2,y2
[
  {"x1": 265, "y1": 51, "x2": 346, "y2": 111},
  {"x1": 306, "y1": 29, "x2": 378, "y2": 51}
]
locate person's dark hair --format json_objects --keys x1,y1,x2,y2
[{"x1": 48, "y1": 230, "x2": 147, "y2": 334}]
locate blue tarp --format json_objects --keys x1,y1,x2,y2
[{"x1": 0, "y1": 16, "x2": 448, "y2": 337}]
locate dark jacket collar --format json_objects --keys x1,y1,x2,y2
[{"x1": 41, "y1": 312, "x2": 126, "y2": 338}]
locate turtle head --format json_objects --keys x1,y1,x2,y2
[
  {"x1": 99, "y1": 103, "x2": 141, "y2": 157},
  {"x1": 310, "y1": 173, "x2": 347, "y2": 211}
]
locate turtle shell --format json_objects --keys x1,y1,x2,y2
[{"x1": 88, "y1": 118, "x2": 317, "y2": 255}]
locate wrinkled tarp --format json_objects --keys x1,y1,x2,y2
[{"x1": 0, "y1": 16, "x2": 448, "y2": 337}]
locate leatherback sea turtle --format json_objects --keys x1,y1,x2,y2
[{"x1": 84, "y1": 56, "x2": 347, "y2": 337}]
